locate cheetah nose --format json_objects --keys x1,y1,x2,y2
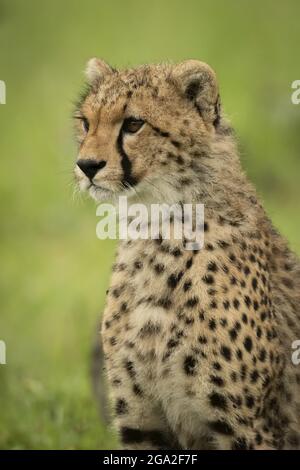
[{"x1": 77, "y1": 159, "x2": 106, "y2": 180}]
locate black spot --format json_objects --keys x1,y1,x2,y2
[
  {"x1": 229, "y1": 253, "x2": 236, "y2": 263},
  {"x1": 258, "y1": 348, "x2": 266, "y2": 362},
  {"x1": 219, "y1": 240, "x2": 231, "y2": 250},
  {"x1": 244, "y1": 336, "x2": 253, "y2": 353},
  {"x1": 236, "y1": 349, "x2": 243, "y2": 360},
  {"x1": 185, "y1": 316, "x2": 195, "y2": 327},
  {"x1": 198, "y1": 335, "x2": 207, "y2": 344},
  {"x1": 221, "y1": 345, "x2": 232, "y2": 361},
  {"x1": 171, "y1": 140, "x2": 181, "y2": 148},
  {"x1": 186, "y1": 258, "x2": 193, "y2": 269},
  {"x1": 244, "y1": 266, "x2": 250, "y2": 276},
  {"x1": 208, "y1": 288, "x2": 217, "y2": 296},
  {"x1": 256, "y1": 326, "x2": 262, "y2": 339},
  {"x1": 244, "y1": 295, "x2": 252, "y2": 308},
  {"x1": 260, "y1": 312, "x2": 267, "y2": 321},
  {"x1": 185, "y1": 297, "x2": 199, "y2": 308},
  {"x1": 133, "y1": 384, "x2": 143, "y2": 396},
  {"x1": 202, "y1": 274, "x2": 215, "y2": 285},
  {"x1": 112, "y1": 288, "x2": 120, "y2": 298},
  {"x1": 233, "y1": 298, "x2": 240, "y2": 310},
  {"x1": 230, "y1": 372, "x2": 237, "y2": 382},
  {"x1": 125, "y1": 360, "x2": 136, "y2": 378},
  {"x1": 120, "y1": 427, "x2": 169, "y2": 447},
  {"x1": 154, "y1": 263, "x2": 165, "y2": 274},
  {"x1": 176, "y1": 155, "x2": 184, "y2": 165},
  {"x1": 157, "y1": 297, "x2": 172, "y2": 309},
  {"x1": 209, "y1": 318, "x2": 217, "y2": 331},
  {"x1": 222, "y1": 264, "x2": 229, "y2": 274},
  {"x1": 240, "y1": 364, "x2": 247, "y2": 381},
  {"x1": 249, "y1": 254, "x2": 256, "y2": 263},
  {"x1": 207, "y1": 261, "x2": 218, "y2": 272},
  {"x1": 232, "y1": 437, "x2": 249, "y2": 450},
  {"x1": 184, "y1": 355, "x2": 198, "y2": 375},
  {"x1": 252, "y1": 277, "x2": 258, "y2": 291},
  {"x1": 229, "y1": 328, "x2": 238, "y2": 341},
  {"x1": 183, "y1": 280, "x2": 192, "y2": 292},
  {"x1": 172, "y1": 248, "x2": 182, "y2": 258},
  {"x1": 245, "y1": 395, "x2": 255, "y2": 409},
  {"x1": 112, "y1": 378, "x2": 122, "y2": 387},
  {"x1": 250, "y1": 370, "x2": 259, "y2": 383},
  {"x1": 140, "y1": 321, "x2": 161, "y2": 337},
  {"x1": 167, "y1": 338, "x2": 179, "y2": 349},
  {"x1": 208, "y1": 420, "x2": 234, "y2": 436},
  {"x1": 168, "y1": 271, "x2": 183, "y2": 289},
  {"x1": 134, "y1": 260, "x2": 143, "y2": 270},
  {"x1": 115, "y1": 398, "x2": 128, "y2": 415},
  {"x1": 199, "y1": 310, "x2": 205, "y2": 321},
  {"x1": 210, "y1": 376, "x2": 225, "y2": 387},
  {"x1": 209, "y1": 392, "x2": 227, "y2": 410},
  {"x1": 223, "y1": 300, "x2": 230, "y2": 310}
]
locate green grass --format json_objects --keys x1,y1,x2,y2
[{"x1": 0, "y1": 0, "x2": 299, "y2": 449}]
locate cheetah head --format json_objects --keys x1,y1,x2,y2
[{"x1": 74, "y1": 59, "x2": 223, "y2": 203}]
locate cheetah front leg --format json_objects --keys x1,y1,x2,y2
[{"x1": 106, "y1": 359, "x2": 178, "y2": 450}]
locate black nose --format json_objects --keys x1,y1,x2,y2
[{"x1": 77, "y1": 159, "x2": 106, "y2": 180}]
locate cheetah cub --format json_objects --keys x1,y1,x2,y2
[{"x1": 74, "y1": 58, "x2": 300, "y2": 450}]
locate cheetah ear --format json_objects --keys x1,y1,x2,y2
[
  {"x1": 173, "y1": 60, "x2": 220, "y2": 126},
  {"x1": 85, "y1": 58, "x2": 115, "y2": 86}
]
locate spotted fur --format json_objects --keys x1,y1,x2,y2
[{"x1": 74, "y1": 58, "x2": 300, "y2": 450}]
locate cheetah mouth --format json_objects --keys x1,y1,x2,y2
[
  {"x1": 88, "y1": 181, "x2": 139, "y2": 201},
  {"x1": 86, "y1": 177, "x2": 156, "y2": 203},
  {"x1": 88, "y1": 183, "x2": 114, "y2": 200}
]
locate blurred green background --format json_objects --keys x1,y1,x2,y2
[{"x1": 0, "y1": 0, "x2": 299, "y2": 449}]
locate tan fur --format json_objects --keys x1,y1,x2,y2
[{"x1": 74, "y1": 59, "x2": 300, "y2": 450}]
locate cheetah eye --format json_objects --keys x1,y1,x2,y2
[
  {"x1": 122, "y1": 117, "x2": 145, "y2": 134},
  {"x1": 82, "y1": 117, "x2": 90, "y2": 133}
]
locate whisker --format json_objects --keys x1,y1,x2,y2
[{"x1": 123, "y1": 181, "x2": 142, "y2": 202}]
